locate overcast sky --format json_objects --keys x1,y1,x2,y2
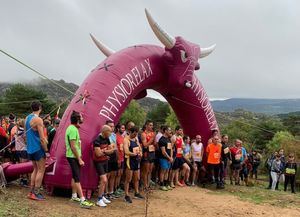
[{"x1": 0, "y1": 0, "x2": 299, "y2": 100}]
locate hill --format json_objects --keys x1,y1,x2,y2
[
  {"x1": 1, "y1": 80, "x2": 299, "y2": 115},
  {"x1": 211, "y1": 98, "x2": 300, "y2": 115}
]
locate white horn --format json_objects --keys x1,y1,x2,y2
[
  {"x1": 90, "y1": 33, "x2": 115, "y2": 57},
  {"x1": 145, "y1": 9, "x2": 175, "y2": 49},
  {"x1": 199, "y1": 44, "x2": 216, "y2": 58}
]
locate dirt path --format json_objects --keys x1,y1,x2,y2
[{"x1": 2, "y1": 186, "x2": 300, "y2": 217}]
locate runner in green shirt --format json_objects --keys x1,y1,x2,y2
[{"x1": 66, "y1": 111, "x2": 93, "y2": 209}]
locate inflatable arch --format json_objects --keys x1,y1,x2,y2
[{"x1": 5, "y1": 9, "x2": 219, "y2": 196}]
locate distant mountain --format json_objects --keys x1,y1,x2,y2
[
  {"x1": 211, "y1": 98, "x2": 300, "y2": 115},
  {"x1": 137, "y1": 97, "x2": 163, "y2": 112},
  {"x1": 0, "y1": 79, "x2": 78, "y2": 102},
  {"x1": 1, "y1": 80, "x2": 299, "y2": 115}
]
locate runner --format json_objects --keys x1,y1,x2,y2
[
  {"x1": 158, "y1": 126, "x2": 173, "y2": 191},
  {"x1": 284, "y1": 154, "x2": 297, "y2": 193},
  {"x1": 170, "y1": 126, "x2": 190, "y2": 187},
  {"x1": 114, "y1": 123, "x2": 125, "y2": 196},
  {"x1": 153, "y1": 125, "x2": 164, "y2": 184},
  {"x1": 123, "y1": 121, "x2": 135, "y2": 137},
  {"x1": 141, "y1": 120, "x2": 156, "y2": 190},
  {"x1": 249, "y1": 150, "x2": 261, "y2": 180},
  {"x1": 0, "y1": 124, "x2": 9, "y2": 162},
  {"x1": 124, "y1": 126, "x2": 144, "y2": 203},
  {"x1": 207, "y1": 129, "x2": 219, "y2": 145},
  {"x1": 25, "y1": 101, "x2": 48, "y2": 200},
  {"x1": 105, "y1": 120, "x2": 119, "y2": 200},
  {"x1": 230, "y1": 139, "x2": 245, "y2": 185},
  {"x1": 47, "y1": 119, "x2": 60, "y2": 151},
  {"x1": 65, "y1": 111, "x2": 92, "y2": 208},
  {"x1": 276, "y1": 148, "x2": 286, "y2": 190},
  {"x1": 183, "y1": 136, "x2": 193, "y2": 185},
  {"x1": 220, "y1": 134, "x2": 231, "y2": 185},
  {"x1": 191, "y1": 135, "x2": 204, "y2": 186},
  {"x1": 238, "y1": 142, "x2": 248, "y2": 186},
  {"x1": 270, "y1": 154, "x2": 283, "y2": 191},
  {"x1": 206, "y1": 136, "x2": 223, "y2": 189},
  {"x1": 15, "y1": 119, "x2": 29, "y2": 186},
  {"x1": 93, "y1": 125, "x2": 114, "y2": 207}
]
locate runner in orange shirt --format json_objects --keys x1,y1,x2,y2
[{"x1": 206, "y1": 136, "x2": 223, "y2": 189}]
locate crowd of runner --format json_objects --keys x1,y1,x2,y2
[{"x1": 0, "y1": 101, "x2": 297, "y2": 209}]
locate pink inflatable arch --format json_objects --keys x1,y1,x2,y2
[{"x1": 40, "y1": 9, "x2": 218, "y2": 196}]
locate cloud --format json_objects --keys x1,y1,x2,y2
[{"x1": 0, "y1": 0, "x2": 299, "y2": 99}]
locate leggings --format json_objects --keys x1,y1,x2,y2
[
  {"x1": 208, "y1": 163, "x2": 220, "y2": 184},
  {"x1": 284, "y1": 175, "x2": 295, "y2": 193}
]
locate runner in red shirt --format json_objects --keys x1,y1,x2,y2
[{"x1": 114, "y1": 123, "x2": 126, "y2": 195}]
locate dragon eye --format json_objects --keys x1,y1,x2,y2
[{"x1": 180, "y1": 50, "x2": 188, "y2": 63}]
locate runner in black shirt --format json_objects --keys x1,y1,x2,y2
[{"x1": 158, "y1": 126, "x2": 173, "y2": 191}]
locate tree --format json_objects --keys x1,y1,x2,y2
[
  {"x1": 165, "y1": 106, "x2": 179, "y2": 130},
  {"x1": 120, "y1": 100, "x2": 146, "y2": 128},
  {"x1": 0, "y1": 84, "x2": 56, "y2": 117},
  {"x1": 222, "y1": 119, "x2": 254, "y2": 149},
  {"x1": 282, "y1": 114, "x2": 300, "y2": 136},
  {"x1": 250, "y1": 118, "x2": 286, "y2": 151},
  {"x1": 266, "y1": 131, "x2": 300, "y2": 159},
  {"x1": 147, "y1": 102, "x2": 170, "y2": 126}
]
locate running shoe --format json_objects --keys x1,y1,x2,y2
[
  {"x1": 166, "y1": 185, "x2": 172, "y2": 190},
  {"x1": 106, "y1": 193, "x2": 113, "y2": 200},
  {"x1": 36, "y1": 193, "x2": 46, "y2": 200},
  {"x1": 160, "y1": 186, "x2": 168, "y2": 191},
  {"x1": 70, "y1": 197, "x2": 81, "y2": 203},
  {"x1": 116, "y1": 188, "x2": 125, "y2": 194},
  {"x1": 134, "y1": 193, "x2": 144, "y2": 199},
  {"x1": 124, "y1": 195, "x2": 132, "y2": 203},
  {"x1": 28, "y1": 192, "x2": 44, "y2": 201},
  {"x1": 112, "y1": 192, "x2": 120, "y2": 198},
  {"x1": 27, "y1": 192, "x2": 33, "y2": 199},
  {"x1": 185, "y1": 181, "x2": 192, "y2": 187},
  {"x1": 80, "y1": 200, "x2": 93, "y2": 209},
  {"x1": 102, "y1": 196, "x2": 111, "y2": 204},
  {"x1": 96, "y1": 199, "x2": 107, "y2": 207}
]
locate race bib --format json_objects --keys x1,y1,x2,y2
[
  {"x1": 177, "y1": 148, "x2": 183, "y2": 154},
  {"x1": 224, "y1": 147, "x2": 229, "y2": 154},
  {"x1": 196, "y1": 152, "x2": 201, "y2": 158},
  {"x1": 149, "y1": 145, "x2": 155, "y2": 152},
  {"x1": 214, "y1": 152, "x2": 220, "y2": 159},
  {"x1": 167, "y1": 143, "x2": 172, "y2": 150},
  {"x1": 133, "y1": 147, "x2": 140, "y2": 154},
  {"x1": 235, "y1": 154, "x2": 242, "y2": 161}
]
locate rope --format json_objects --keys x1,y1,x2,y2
[
  {"x1": 0, "y1": 49, "x2": 76, "y2": 96},
  {"x1": 0, "y1": 99, "x2": 48, "y2": 105},
  {"x1": 170, "y1": 96, "x2": 300, "y2": 142},
  {"x1": 0, "y1": 96, "x2": 71, "y2": 153}
]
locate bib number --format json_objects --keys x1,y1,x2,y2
[
  {"x1": 224, "y1": 147, "x2": 229, "y2": 154},
  {"x1": 177, "y1": 148, "x2": 183, "y2": 154},
  {"x1": 149, "y1": 145, "x2": 155, "y2": 152},
  {"x1": 214, "y1": 153, "x2": 220, "y2": 159},
  {"x1": 167, "y1": 143, "x2": 172, "y2": 150},
  {"x1": 133, "y1": 147, "x2": 140, "y2": 154},
  {"x1": 235, "y1": 154, "x2": 242, "y2": 161}
]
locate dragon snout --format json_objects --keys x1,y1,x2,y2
[{"x1": 195, "y1": 62, "x2": 200, "y2": 70}]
